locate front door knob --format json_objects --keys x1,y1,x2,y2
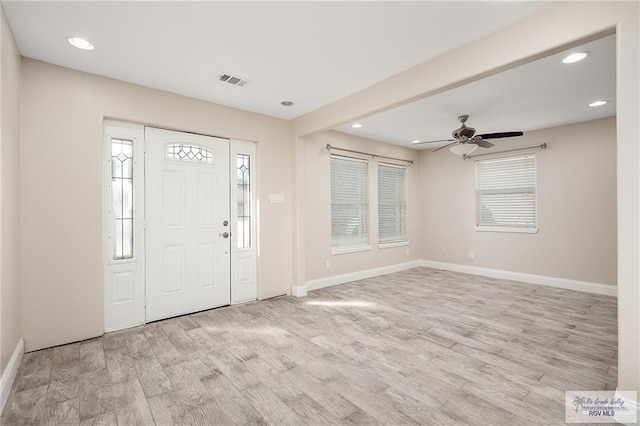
[{"x1": 220, "y1": 232, "x2": 229, "y2": 238}]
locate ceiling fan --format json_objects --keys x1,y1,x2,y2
[{"x1": 412, "y1": 114, "x2": 523, "y2": 156}]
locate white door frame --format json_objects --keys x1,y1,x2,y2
[{"x1": 104, "y1": 121, "x2": 258, "y2": 332}]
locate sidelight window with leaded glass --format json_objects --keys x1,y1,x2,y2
[
  {"x1": 237, "y1": 154, "x2": 251, "y2": 249},
  {"x1": 111, "y1": 138, "x2": 134, "y2": 260}
]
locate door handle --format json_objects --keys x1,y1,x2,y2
[{"x1": 220, "y1": 232, "x2": 230, "y2": 238}]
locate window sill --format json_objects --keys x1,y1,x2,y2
[
  {"x1": 378, "y1": 241, "x2": 409, "y2": 249},
  {"x1": 331, "y1": 245, "x2": 372, "y2": 255},
  {"x1": 475, "y1": 226, "x2": 539, "y2": 234}
]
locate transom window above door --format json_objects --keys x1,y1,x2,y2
[{"x1": 166, "y1": 143, "x2": 214, "y2": 163}]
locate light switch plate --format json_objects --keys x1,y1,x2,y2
[{"x1": 269, "y1": 193, "x2": 285, "y2": 204}]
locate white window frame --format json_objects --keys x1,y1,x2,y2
[
  {"x1": 378, "y1": 162, "x2": 408, "y2": 248},
  {"x1": 330, "y1": 155, "x2": 371, "y2": 254},
  {"x1": 475, "y1": 154, "x2": 538, "y2": 234}
]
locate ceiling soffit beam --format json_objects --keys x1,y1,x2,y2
[{"x1": 291, "y1": 1, "x2": 622, "y2": 139}]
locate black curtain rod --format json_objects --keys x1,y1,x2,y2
[{"x1": 326, "y1": 144, "x2": 414, "y2": 164}]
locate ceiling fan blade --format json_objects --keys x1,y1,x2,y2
[
  {"x1": 477, "y1": 131, "x2": 524, "y2": 140},
  {"x1": 432, "y1": 141, "x2": 458, "y2": 153},
  {"x1": 412, "y1": 138, "x2": 456, "y2": 145},
  {"x1": 473, "y1": 139, "x2": 494, "y2": 148}
]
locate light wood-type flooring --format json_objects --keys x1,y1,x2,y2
[{"x1": 2, "y1": 267, "x2": 617, "y2": 425}]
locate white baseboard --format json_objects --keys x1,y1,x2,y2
[
  {"x1": 306, "y1": 260, "x2": 424, "y2": 291},
  {"x1": 291, "y1": 284, "x2": 308, "y2": 297},
  {"x1": 1, "y1": 338, "x2": 24, "y2": 412},
  {"x1": 421, "y1": 260, "x2": 617, "y2": 297},
  {"x1": 304, "y1": 259, "x2": 616, "y2": 297}
]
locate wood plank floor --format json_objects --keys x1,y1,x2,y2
[{"x1": 2, "y1": 267, "x2": 617, "y2": 425}]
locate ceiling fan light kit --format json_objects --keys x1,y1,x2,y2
[{"x1": 449, "y1": 143, "x2": 478, "y2": 156}]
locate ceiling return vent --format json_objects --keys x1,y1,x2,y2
[{"x1": 218, "y1": 73, "x2": 249, "y2": 87}]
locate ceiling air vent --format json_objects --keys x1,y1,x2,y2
[{"x1": 219, "y1": 73, "x2": 249, "y2": 87}]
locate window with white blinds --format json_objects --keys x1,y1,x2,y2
[
  {"x1": 331, "y1": 155, "x2": 369, "y2": 251},
  {"x1": 378, "y1": 163, "x2": 408, "y2": 245},
  {"x1": 475, "y1": 154, "x2": 538, "y2": 233}
]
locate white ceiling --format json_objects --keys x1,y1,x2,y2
[
  {"x1": 337, "y1": 35, "x2": 616, "y2": 148},
  {"x1": 3, "y1": 1, "x2": 553, "y2": 120}
]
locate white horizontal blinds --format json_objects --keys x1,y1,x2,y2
[
  {"x1": 331, "y1": 155, "x2": 369, "y2": 248},
  {"x1": 378, "y1": 163, "x2": 407, "y2": 244},
  {"x1": 476, "y1": 154, "x2": 537, "y2": 230}
]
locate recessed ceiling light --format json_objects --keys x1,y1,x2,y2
[
  {"x1": 589, "y1": 100, "x2": 608, "y2": 107},
  {"x1": 68, "y1": 37, "x2": 94, "y2": 51},
  {"x1": 280, "y1": 101, "x2": 294, "y2": 106},
  {"x1": 351, "y1": 123, "x2": 363, "y2": 129},
  {"x1": 562, "y1": 51, "x2": 589, "y2": 64},
  {"x1": 411, "y1": 140, "x2": 421, "y2": 144}
]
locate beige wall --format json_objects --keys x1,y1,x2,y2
[
  {"x1": 1, "y1": 7, "x2": 22, "y2": 374},
  {"x1": 21, "y1": 59, "x2": 294, "y2": 352},
  {"x1": 303, "y1": 131, "x2": 421, "y2": 281},
  {"x1": 12, "y1": 0, "x2": 640, "y2": 395},
  {"x1": 421, "y1": 117, "x2": 616, "y2": 286}
]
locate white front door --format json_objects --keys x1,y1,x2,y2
[{"x1": 145, "y1": 127, "x2": 231, "y2": 322}]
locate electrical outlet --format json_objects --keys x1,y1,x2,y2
[
  {"x1": 326, "y1": 259, "x2": 331, "y2": 269},
  {"x1": 405, "y1": 248, "x2": 410, "y2": 256},
  {"x1": 469, "y1": 251, "x2": 475, "y2": 260}
]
